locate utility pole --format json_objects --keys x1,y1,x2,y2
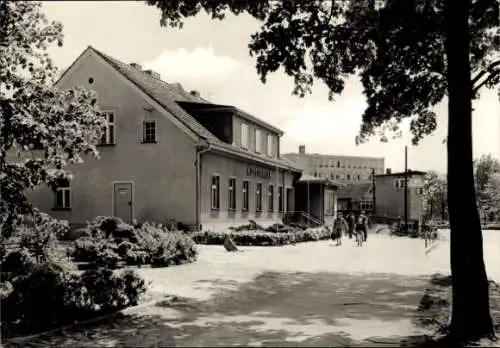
[
  {"x1": 371, "y1": 168, "x2": 376, "y2": 215},
  {"x1": 404, "y1": 146, "x2": 409, "y2": 234}
]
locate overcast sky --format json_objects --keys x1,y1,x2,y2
[{"x1": 42, "y1": 1, "x2": 500, "y2": 174}]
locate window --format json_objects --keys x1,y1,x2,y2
[
  {"x1": 211, "y1": 175, "x2": 220, "y2": 210},
  {"x1": 278, "y1": 186, "x2": 283, "y2": 212},
  {"x1": 360, "y1": 199, "x2": 374, "y2": 211},
  {"x1": 242, "y1": 180, "x2": 249, "y2": 211},
  {"x1": 255, "y1": 129, "x2": 262, "y2": 153},
  {"x1": 337, "y1": 161, "x2": 340, "y2": 168},
  {"x1": 335, "y1": 174, "x2": 340, "y2": 179},
  {"x1": 256, "y1": 183, "x2": 262, "y2": 212},
  {"x1": 357, "y1": 174, "x2": 361, "y2": 180},
  {"x1": 395, "y1": 178, "x2": 406, "y2": 189},
  {"x1": 347, "y1": 174, "x2": 351, "y2": 180},
  {"x1": 267, "y1": 134, "x2": 274, "y2": 156},
  {"x1": 143, "y1": 120, "x2": 156, "y2": 143},
  {"x1": 54, "y1": 178, "x2": 71, "y2": 209},
  {"x1": 99, "y1": 111, "x2": 115, "y2": 145},
  {"x1": 415, "y1": 187, "x2": 423, "y2": 195},
  {"x1": 228, "y1": 178, "x2": 236, "y2": 210},
  {"x1": 241, "y1": 123, "x2": 249, "y2": 149},
  {"x1": 268, "y1": 184, "x2": 274, "y2": 212}
]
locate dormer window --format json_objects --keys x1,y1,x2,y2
[
  {"x1": 267, "y1": 134, "x2": 274, "y2": 156},
  {"x1": 241, "y1": 123, "x2": 249, "y2": 149},
  {"x1": 255, "y1": 129, "x2": 262, "y2": 153}
]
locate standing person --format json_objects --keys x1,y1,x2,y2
[
  {"x1": 346, "y1": 211, "x2": 356, "y2": 239},
  {"x1": 357, "y1": 210, "x2": 369, "y2": 242},
  {"x1": 332, "y1": 212, "x2": 349, "y2": 246}
]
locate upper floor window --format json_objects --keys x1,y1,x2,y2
[
  {"x1": 255, "y1": 129, "x2": 262, "y2": 153},
  {"x1": 143, "y1": 120, "x2": 157, "y2": 143},
  {"x1": 395, "y1": 178, "x2": 406, "y2": 189},
  {"x1": 211, "y1": 175, "x2": 220, "y2": 210},
  {"x1": 241, "y1": 123, "x2": 249, "y2": 149},
  {"x1": 267, "y1": 134, "x2": 274, "y2": 156},
  {"x1": 53, "y1": 178, "x2": 71, "y2": 210},
  {"x1": 99, "y1": 111, "x2": 115, "y2": 145},
  {"x1": 346, "y1": 174, "x2": 351, "y2": 180},
  {"x1": 356, "y1": 174, "x2": 361, "y2": 180},
  {"x1": 337, "y1": 161, "x2": 340, "y2": 168}
]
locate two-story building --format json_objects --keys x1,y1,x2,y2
[
  {"x1": 374, "y1": 169, "x2": 426, "y2": 221},
  {"x1": 26, "y1": 46, "x2": 302, "y2": 231}
]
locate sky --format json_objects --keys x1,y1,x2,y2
[{"x1": 42, "y1": 1, "x2": 500, "y2": 174}]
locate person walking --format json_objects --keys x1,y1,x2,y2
[
  {"x1": 357, "y1": 210, "x2": 369, "y2": 242},
  {"x1": 332, "y1": 212, "x2": 349, "y2": 246},
  {"x1": 346, "y1": 211, "x2": 356, "y2": 239}
]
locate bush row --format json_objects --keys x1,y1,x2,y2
[
  {"x1": 68, "y1": 217, "x2": 198, "y2": 268},
  {"x1": 1, "y1": 248, "x2": 146, "y2": 338},
  {"x1": 191, "y1": 227, "x2": 331, "y2": 246}
]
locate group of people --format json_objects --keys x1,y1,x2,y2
[{"x1": 331, "y1": 210, "x2": 369, "y2": 246}]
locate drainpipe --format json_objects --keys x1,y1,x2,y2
[{"x1": 195, "y1": 140, "x2": 212, "y2": 231}]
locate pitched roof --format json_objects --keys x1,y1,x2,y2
[
  {"x1": 337, "y1": 183, "x2": 373, "y2": 200},
  {"x1": 88, "y1": 47, "x2": 301, "y2": 172}
]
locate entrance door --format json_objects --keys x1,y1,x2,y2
[
  {"x1": 286, "y1": 188, "x2": 294, "y2": 213},
  {"x1": 114, "y1": 182, "x2": 133, "y2": 223}
]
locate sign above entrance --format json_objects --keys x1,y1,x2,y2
[{"x1": 246, "y1": 166, "x2": 272, "y2": 180}]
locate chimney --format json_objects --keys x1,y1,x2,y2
[
  {"x1": 190, "y1": 90, "x2": 200, "y2": 98},
  {"x1": 299, "y1": 145, "x2": 306, "y2": 154},
  {"x1": 386, "y1": 168, "x2": 392, "y2": 174},
  {"x1": 143, "y1": 69, "x2": 161, "y2": 79},
  {"x1": 130, "y1": 63, "x2": 142, "y2": 70}
]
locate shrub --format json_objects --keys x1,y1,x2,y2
[
  {"x1": 65, "y1": 227, "x2": 92, "y2": 241},
  {"x1": 1, "y1": 260, "x2": 147, "y2": 338},
  {"x1": 192, "y1": 227, "x2": 331, "y2": 247},
  {"x1": 69, "y1": 219, "x2": 198, "y2": 268},
  {"x1": 0, "y1": 248, "x2": 37, "y2": 283}
]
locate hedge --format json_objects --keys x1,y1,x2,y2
[{"x1": 191, "y1": 227, "x2": 331, "y2": 246}]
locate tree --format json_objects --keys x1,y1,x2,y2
[
  {"x1": 422, "y1": 170, "x2": 447, "y2": 221},
  {"x1": 474, "y1": 154, "x2": 500, "y2": 222},
  {"x1": 147, "y1": 0, "x2": 500, "y2": 342},
  {"x1": 0, "y1": 1, "x2": 105, "y2": 241}
]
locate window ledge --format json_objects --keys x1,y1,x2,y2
[
  {"x1": 228, "y1": 208, "x2": 237, "y2": 212},
  {"x1": 96, "y1": 143, "x2": 116, "y2": 147},
  {"x1": 141, "y1": 141, "x2": 158, "y2": 144},
  {"x1": 52, "y1": 208, "x2": 72, "y2": 211},
  {"x1": 211, "y1": 208, "x2": 220, "y2": 211}
]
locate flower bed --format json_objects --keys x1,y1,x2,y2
[
  {"x1": 192, "y1": 226, "x2": 331, "y2": 246},
  {"x1": 68, "y1": 217, "x2": 198, "y2": 269}
]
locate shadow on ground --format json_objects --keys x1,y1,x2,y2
[{"x1": 5, "y1": 272, "x2": 444, "y2": 347}]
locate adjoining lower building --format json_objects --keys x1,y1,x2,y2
[
  {"x1": 337, "y1": 182, "x2": 374, "y2": 214},
  {"x1": 374, "y1": 169, "x2": 426, "y2": 221},
  {"x1": 25, "y1": 46, "x2": 304, "y2": 231}
]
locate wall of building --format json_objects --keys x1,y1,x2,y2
[
  {"x1": 200, "y1": 152, "x2": 297, "y2": 231},
  {"x1": 375, "y1": 175, "x2": 424, "y2": 220},
  {"x1": 26, "y1": 52, "x2": 197, "y2": 227}
]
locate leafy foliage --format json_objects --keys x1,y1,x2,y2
[
  {"x1": 423, "y1": 171, "x2": 448, "y2": 221},
  {"x1": 474, "y1": 155, "x2": 500, "y2": 222},
  {"x1": 69, "y1": 217, "x2": 198, "y2": 268},
  {"x1": 147, "y1": 0, "x2": 500, "y2": 145},
  {"x1": 0, "y1": 1, "x2": 105, "y2": 240}
]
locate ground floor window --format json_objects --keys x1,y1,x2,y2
[
  {"x1": 256, "y1": 182, "x2": 262, "y2": 212},
  {"x1": 278, "y1": 186, "x2": 283, "y2": 212},
  {"x1": 268, "y1": 184, "x2": 274, "y2": 212},
  {"x1": 228, "y1": 178, "x2": 236, "y2": 210},
  {"x1": 242, "y1": 180, "x2": 249, "y2": 211},
  {"x1": 211, "y1": 175, "x2": 220, "y2": 210},
  {"x1": 54, "y1": 178, "x2": 71, "y2": 209}
]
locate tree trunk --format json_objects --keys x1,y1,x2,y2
[{"x1": 444, "y1": 0, "x2": 494, "y2": 343}]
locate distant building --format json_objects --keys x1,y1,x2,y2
[
  {"x1": 374, "y1": 169, "x2": 426, "y2": 220},
  {"x1": 337, "y1": 182, "x2": 374, "y2": 214},
  {"x1": 283, "y1": 145, "x2": 385, "y2": 183}
]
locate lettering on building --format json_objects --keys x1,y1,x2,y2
[{"x1": 246, "y1": 166, "x2": 272, "y2": 180}]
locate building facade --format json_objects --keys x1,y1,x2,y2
[
  {"x1": 283, "y1": 145, "x2": 385, "y2": 183},
  {"x1": 374, "y1": 170, "x2": 426, "y2": 220},
  {"x1": 25, "y1": 46, "x2": 302, "y2": 232},
  {"x1": 337, "y1": 183, "x2": 374, "y2": 214}
]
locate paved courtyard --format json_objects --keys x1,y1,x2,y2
[{"x1": 5, "y1": 230, "x2": 500, "y2": 347}]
